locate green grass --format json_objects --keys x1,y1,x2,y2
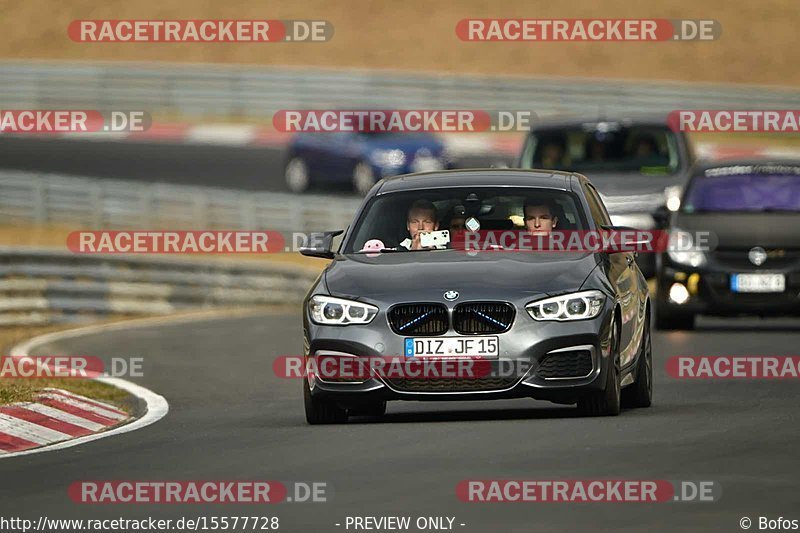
[{"x1": 0, "y1": 323, "x2": 134, "y2": 412}]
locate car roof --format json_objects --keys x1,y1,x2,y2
[
  {"x1": 374, "y1": 168, "x2": 578, "y2": 194},
  {"x1": 692, "y1": 158, "x2": 800, "y2": 175},
  {"x1": 529, "y1": 113, "x2": 671, "y2": 131}
]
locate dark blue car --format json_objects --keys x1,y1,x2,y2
[{"x1": 284, "y1": 132, "x2": 451, "y2": 195}]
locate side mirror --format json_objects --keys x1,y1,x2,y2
[
  {"x1": 299, "y1": 230, "x2": 344, "y2": 259},
  {"x1": 652, "y1": 205, "x2": 670, "y2": 227},
  {"x1": 600, "y1": 225, "x2": 652, "y2": 254}
]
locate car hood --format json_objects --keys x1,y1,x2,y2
[
  {"x1": 324, "y1": 251, "x2": 599, "y2": 302},
  {"x1": 673, "y1": 212, "x2": 800, "y2": 249}
]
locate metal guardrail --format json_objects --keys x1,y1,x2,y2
[
  {"x1": 2, "y1": 61, "x2": 800, "y2": 119},
  {"x1": 0, "y1": 171, "x2": 360, "y2": 232},
  {"x1": 0, "y1": 170, "x2": 354, "y2": 326},
  {"x1": 0, "y1": 168, "x2": 659, "y2": 233},
  {"x1": 0, "y1": 248, "x2": 319, "y2": 326}
]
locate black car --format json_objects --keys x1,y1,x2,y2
[
  {"x1": 655, "y1": 161, "x2": 800, "y2": 330},
  {"x1": 518, "y1": 115, "x2": 697, "y2": 276},
  {"x1": 300, "y1": 169, "x2": 652, "y2": 423}
]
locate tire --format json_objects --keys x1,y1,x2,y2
[
  {"x1": 285, "y1": 157, "x2": 311, "y2": 193},
  {"x1": 352, "y1": 161, "x2": 376, "y2": 196},
  {"x1": 348, "y1": 400, "x2": 387, "y2": 418},
  {"x1": 578, "y1": 315, "x2": 621, "y2": 417},
  {"x1": 621, "y1": 312, "x2": 653, "y2": 408},
  {"x1": 655, "y1": 302, "x2": 695, "y2": 330},
  {"x1": 303, "y1": 380, "x2": 348, "y2": 425}
]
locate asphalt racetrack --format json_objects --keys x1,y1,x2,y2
[
  {"x1": 1, "y1": 311, "x2": 798, "y2": 532},
  {"x1": 0, "y1": 137, "x2": 510, "y2": 193}
]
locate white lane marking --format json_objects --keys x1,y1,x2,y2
[
  {"x1": 36, "y1": 394, "x2": 128, "y2": 421},
  {"x1": 0, "y1": 413, "x2": 72, "y2": 444},
  {"x1": 43, "y1": 388, "x2": 127, "y2": 415},
  {"x1": 19, "y1": 403, "x2": 106, "y2": 431}
]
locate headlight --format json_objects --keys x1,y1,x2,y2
[
  {"x1": 664, "y1": 185, "x2": 682, "y2": 212},
  {"x1": 526, "y1": 290, "x2": 606, "y2": 321},
  {"x1": 371, "y1": 149, "x2": 406, "y2": 168},
  {"x1": 308, "y1": 295, "x2": 378, "y2": 325},
  {"x1": 667, "y1": 229, "x2": 706, "y2": 267}
]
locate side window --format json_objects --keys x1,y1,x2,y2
[{"x1": 582, "y1": 183, "x2": 612, "y2": 227}]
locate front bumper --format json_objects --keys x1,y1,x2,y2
[
  {"x1": 304, "y1": 300, "x2": 615, "y2": 405},
  {"x1": 657, "y1": 255, "x2": 800, "y2": 316}
]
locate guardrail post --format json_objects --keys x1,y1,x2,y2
[
  {"x1": 191, "y1": 191, "x2": 209, "y2": 228},
  {"x1": 32, "y1": 176, "x2": 47, "y2": 225},
  {"x1": 90, "y1": 183, "x2": 104, "y2": 227},
  {"x1": 139, "y1": 188, "x2": 157, "y2": 229},
  {"x1": 239, "y1": 196, "x2": 257, "y2": 230}
]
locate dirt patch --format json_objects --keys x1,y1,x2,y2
[
  {"x1": 0, "y1": 0, "x2": 798, "y2": 86},
  {"x1": 0, "y1": 223, "x2": 329, "y2": 275}
]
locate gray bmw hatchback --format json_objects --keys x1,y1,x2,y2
[{"x1": 300, "y1": 169, "x2": 652, "y2": 423}]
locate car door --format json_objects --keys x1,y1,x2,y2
[
  {"x1": 583, "y1": 182, "x2": 641, "y2": 368},
  {"x1": 324, "y1": 132, "x2": 360, "y2": 182},
  {"x1": 292, "y1": 132, "x2": 328, "y2": 177}
]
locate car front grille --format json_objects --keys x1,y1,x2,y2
[
  {"x1": 385, "y1": 376, "x2": 519, "y2": 393},
  {"x1": 388, "y1": 303, "x2": 449, "y2": 336},
  {"x1": 537, "y1": 350, "x2": 594, "y2": 379},
  {"x1": 453, "y1": 302, "x2": 515, "y2": 334}
]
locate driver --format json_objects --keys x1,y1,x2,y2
[
  {"x1": 539, "y1": 139, "x2": 567, "y2": 169},
  {"x1": 399, "y1": 199, "x2": 439, "y2": 250}
]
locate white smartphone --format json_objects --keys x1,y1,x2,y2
[{"x1": 420, "y1": 229, "x2": 450, "y2": 248}]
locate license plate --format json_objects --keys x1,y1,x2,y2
[
  {"x1": 730, "y1": 273, "x2": 785, "y2": 293},
  {"x1": 404, "y1": 336, "x2": 499, "y2": 358}
]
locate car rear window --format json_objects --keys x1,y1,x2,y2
[
  {"x1": 682, "y1": 165, "x2": 800, "y2": 212},
  {"x1": 520, "y1": 123, "x2": 681, "y2": 175}
]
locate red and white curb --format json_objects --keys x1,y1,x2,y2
[
  {"x1": 1, "y1": 319, "x2": 172, "y2": 459},
  {"x1": 0, "y1": 388, "x2": 129, "y2": 454}
]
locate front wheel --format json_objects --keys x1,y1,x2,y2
[
  {"x1": 285, "y1": 157, "x2": 311, "y2": 193},
  {"x1": 621, "y1": 312, "x2": 653, "y2": 408},
  {"x1": 578, "y1": 316, "x2": 621, "y2": 417},
  {"x1": 352, "y1": 161, "x2": 376, "y2": 196},
  {"x1": 304, "y1": 380, "x2": 348, "y2": 425}
]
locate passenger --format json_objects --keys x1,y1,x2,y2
[
  {"x1": 539, "y1": 139, "x2": 567, "y2": 169},
  {"x1": 523, "y1": 199, "x2": 559, "y2": 237},
  {"x1": 587, "y1": 138, "x2": 607, "y2": 162},
  {"x1": 448, "y1": 214, "x2": 466, "y2": 233},
  {"x1": 633, "y1": 136, "x2": 658, "y2": 158},
  {"x1": 399, "y1": 199, "x2": 439, "y2": 250}
]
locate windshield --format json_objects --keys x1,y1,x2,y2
[
  {"x1": 343, "y1": 187, "x2": 587, "y2": 253},
  {"x1": 682, "y1": 169, "x2": 800, "y2": 213},
  {"x1": 520, "y1": 123, "x2": 681, "y2": 175}
]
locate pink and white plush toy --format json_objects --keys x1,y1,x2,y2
[{"x1": 360, "y1": 239, "x2": 386, "y2": 256}]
